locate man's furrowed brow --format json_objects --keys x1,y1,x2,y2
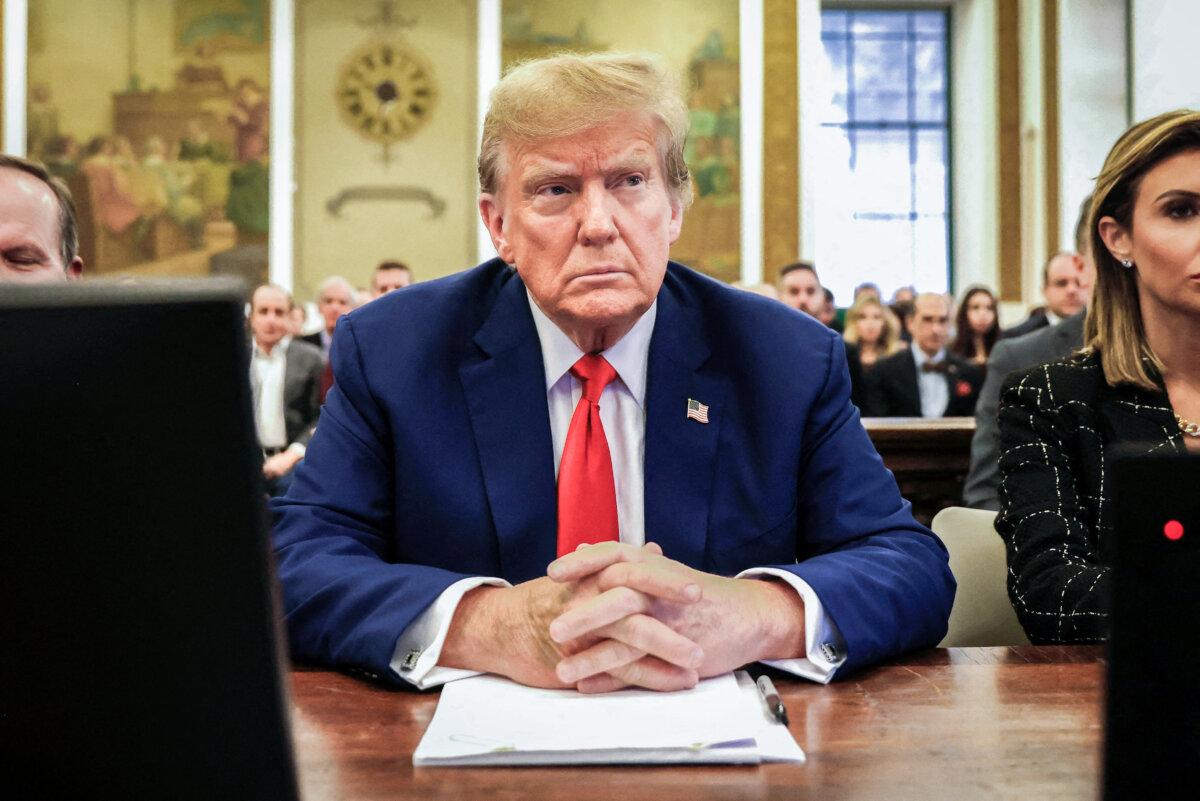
[
  {"x1": 520, "y1": 164, "x2": 579, "y2": 192},
  {"x1": 604, "y1": 154, "x2": 655, "y2": 176}
]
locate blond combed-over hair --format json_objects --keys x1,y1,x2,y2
[
  {"x1": 1085, "y1": 108, "x2": 1200, "y2": 390},
  {"x1": 478, "y1": 52, "x2": 693, "y2": 209}
]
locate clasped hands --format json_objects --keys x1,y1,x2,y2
[{"x1": 447, "y1": 542, "x2": 806, "y2": 694}]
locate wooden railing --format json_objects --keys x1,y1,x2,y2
[{"x1": 862, "y1": 417, "x2": 975, "y2": 526}]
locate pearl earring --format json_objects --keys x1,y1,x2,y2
[{"x1": 1120, "y1": 258, "x2": 1133, "y2": 269}]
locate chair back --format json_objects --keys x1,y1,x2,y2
[{"x1": 933, "y1": 506, "x2": 1029, "y2": 646}]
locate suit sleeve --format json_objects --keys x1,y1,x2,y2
[
  {"x1": 292, "y1": 350, "x2": 324, "y2": 448},
  {"x1": 270, "y1": 317, "x2": 480, "y2": 680},
  {"x1": 962, "y1": 341, "x2": 1020, "y2": 510},
  {"x1": 766, "y1": 335, "x2": 956, "y2": 674},
  {"x1": 993, "y1": 366, "x2": 1110, "y2": 643}
]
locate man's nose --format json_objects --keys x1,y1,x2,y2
[{"x1": 577, "y1": 185, "x2": 618, "y2": 245}]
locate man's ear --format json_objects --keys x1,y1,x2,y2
[
  {"x1": 1097, "y1": 216, "x2": 1131, "y2": 264},
  {"x1": 478, "y1": 194, "x2": 514, "y2": 263},
  {"x1": 667, "y1": 194, "x2": 684, "y2": 244}
]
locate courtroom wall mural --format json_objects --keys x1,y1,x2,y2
[
  {"x1": 501, "y1": 0, "x2": 742, "y2": 283},
  {"x1": 27, "y1": 0, "x2": 270, "y2": 279}
]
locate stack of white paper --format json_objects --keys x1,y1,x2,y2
[{"x1": 412, "y1": 671, "x2": 805, "y2": 766}]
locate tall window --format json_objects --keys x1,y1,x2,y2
[{"x1": 816, "y1": 8, "x2": 950, "y2": 302}]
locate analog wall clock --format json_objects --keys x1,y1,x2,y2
[{"x1": 336, "y1": 41, "x2": 437, "y2": 152}]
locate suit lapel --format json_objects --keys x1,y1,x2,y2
[
  {"x1": 898, "y1": 350, "x2": 922, "y2": 415},
  {"x1": 1097, "y1": 381, "x2": 1182, "y2": 456},
  {"x1": 642, "y1": 277, "x2": 725, "y2": 569},
  {"x1": 458, "y1": 273, "x2": 558, "y2": 584}
]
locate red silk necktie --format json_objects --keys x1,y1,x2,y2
[{"x1": 556, "y1": 354, "x2": 620, "y2": 557}]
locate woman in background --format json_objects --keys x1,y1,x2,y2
[
  {"x1": 950, "y1": 286, "x2": 1000, "y2": 366},
  {"x1": 843, "y1": 296, "x2": 903, "y2": 409},
  {"x1": 996, "y1": 109, "x2": 1200, "y2": 644}
]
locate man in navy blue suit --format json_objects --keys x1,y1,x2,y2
[{"x1": 271, "y1": 53, "x2": 954, "y2": 694}]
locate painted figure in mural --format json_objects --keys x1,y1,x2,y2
[
  {"x1": 81, "y1": 136, "x2": 142, "y2": 237},
  {"x1": 226, "y1": 78, "x2": 270, "y2": 238},
  {"x1": 228, "y1": 78, "x2": 269, "y2": 164}
]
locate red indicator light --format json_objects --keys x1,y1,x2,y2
[{"x1": 1164, "y1": 520, "x2": 1185, "y2": 541}]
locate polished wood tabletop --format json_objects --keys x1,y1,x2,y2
[{"x1": 289, "y1": 645, "x2": 1104, "y2": 801}]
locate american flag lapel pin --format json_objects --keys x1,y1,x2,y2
[{"x1": 686, "y1": 398, "x2": 710, "y2": 424}]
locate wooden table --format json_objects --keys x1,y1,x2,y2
[{"x1": 289, "y1": 646, "x2": 1104, "y2": 801}]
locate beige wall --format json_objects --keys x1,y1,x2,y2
[{"x1": 294, "y1": 0, "x2": 478, "y2": 301}]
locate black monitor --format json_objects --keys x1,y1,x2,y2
[
  {"x1": 0, "y1": 280, "x2": 299, "y2": 800},
  {"x1": 1105, "y1": 452, "x2": 1200, "y2": 801}
]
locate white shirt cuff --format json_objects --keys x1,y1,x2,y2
[
  {"x1": 736, "y1": 567, "x2": 848, "y2": 684},
  {"x1": 286, "y1": 442, "x2": 306, "y2": 458},
  {"x1": 389, "y1": 576, "x2": 512, "y2": 689}
]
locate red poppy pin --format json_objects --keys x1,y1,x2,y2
[{"x1": 955, "y1": 380, "x2": 973, "y2": 398}]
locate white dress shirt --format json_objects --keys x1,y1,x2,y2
[
  {"x1": 251, "y1": 337, "x2": 290, "y2": 450},
  {"x1": 390, "y1": 293, "x2": 847, "y2": 688},
  {"x1": 911, "y1": 343, "x2": 950, "y2": 419}
]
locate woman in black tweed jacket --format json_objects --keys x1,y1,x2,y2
[{"x1": 996, "y1": 110, "x2": 1200, "y2": 644}]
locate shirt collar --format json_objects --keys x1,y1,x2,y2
[
  {"x1": 910, "y1": 341, "x2": 945, "y2": 367},
  {"x1": 1044, "y1": 309, "x2": 1061, "y2": 326},
  {"x1": 253, "y1": 335, "x2": 291, "y2": 360},
  {"x1": 526, "y1": 290, "x2": 656, "y2": 408}
]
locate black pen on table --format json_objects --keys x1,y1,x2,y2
[{"x1": 756, "y1": 675, "x2": 789, "y2": 726}]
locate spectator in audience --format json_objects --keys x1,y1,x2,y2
[
  {"x1": 302, "y1": 276, "x2": 356, "y2": 360},
  {"x1": 891, "y1": 286, "x2": 915, "y2": 305},
  {"x1": 995, "y1": 109, "x2": 1200, "y2": 643},
  {"x1": 371, "y1": 260, "x2": 413, "y2": 299},
  {"x1": 816, "y1": 286, "x2": 841, "y2": 331},
  {"x1": 270, "y1": 51, "x2": 954, "y2": 694},
  {"x1": 864, "y1": 292, "x2": 983, "y2": 418},
  {"x1": 950, "y1": 286, "x2": 1000, "y2": 366},
  {"x1": 963, "y1": 197, "x2": 1096, "y2": 510},
  {"x1": 1003, "y1": 251, "x2": 1091, "y2": 338},
  {"x1": 0, "y1": 154, "x2": 83, "y2": 283},
  {"x1": 853, "y1": 282, "x2": 881, "y2": 304},
  {"x1": 777, "y1": 261, "x2": 822, "y2": 316},
  {"x1": 843, "y1": 296, "x2": 903, "y2": 409},
  {"x1": 288, "y1": 304, "x2": 308, "y2": 337},
  {"x1": 248, "y1": 284, "x2": 325, "y2": 497},
  {"x1": 890, "y1": 298, "x2": 915, "y2": 343}
]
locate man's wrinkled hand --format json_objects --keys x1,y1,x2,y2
[{"x1": 547, "y1": 542, "x2": 806, "y2": 693}]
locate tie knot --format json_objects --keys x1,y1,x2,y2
[
  {"x1": 921, "y1": 360, "x2": 947, "y2": 374},
  {"x1": 570, "y1": 354, "x2": 618, "y2": 402}
]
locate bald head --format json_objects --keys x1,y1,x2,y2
[
  {"x1": 0, "y1": 162, "x2": 83, "y2": 284},
  {"x1": 250, "y1": 284, "x2": 293, "y2": 353},
  {"x1": 1042, "y1": 252, "x2": 1091, "y2": 318},
  {"x1": 911, "y1": 292, "x2": 950, "y2": 357}
]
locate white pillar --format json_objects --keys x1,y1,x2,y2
[
  {"x1": 738, "y1": 0, "x2": 764, "y2": 284},
  {"x1": 269, "y1": 0, "x2": 295, "y2": 290},
  {"x1": 476, "y1": 0, "x2": 502, "y2": 265},
  {"x1": 2, "y1": 0, "x2": 28, "y2": 155}
]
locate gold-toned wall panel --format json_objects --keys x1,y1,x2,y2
[
  {"x1": 762, "y1": 0, "x2": 799, "y2": 282},
  {"x1": 996, "y1": 0, "x2": 1022, "y2": 302},
  {"x1": 1042, "y1": 0, "x2": 1060, "y2": 257}
]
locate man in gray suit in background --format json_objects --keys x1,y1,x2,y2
[
  {"x1": 248, "y1": 283, "x2": 324, "y2": 497},
  {"x1": 963, "y1": 198, "x2": 1095, "y2": 510}
]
